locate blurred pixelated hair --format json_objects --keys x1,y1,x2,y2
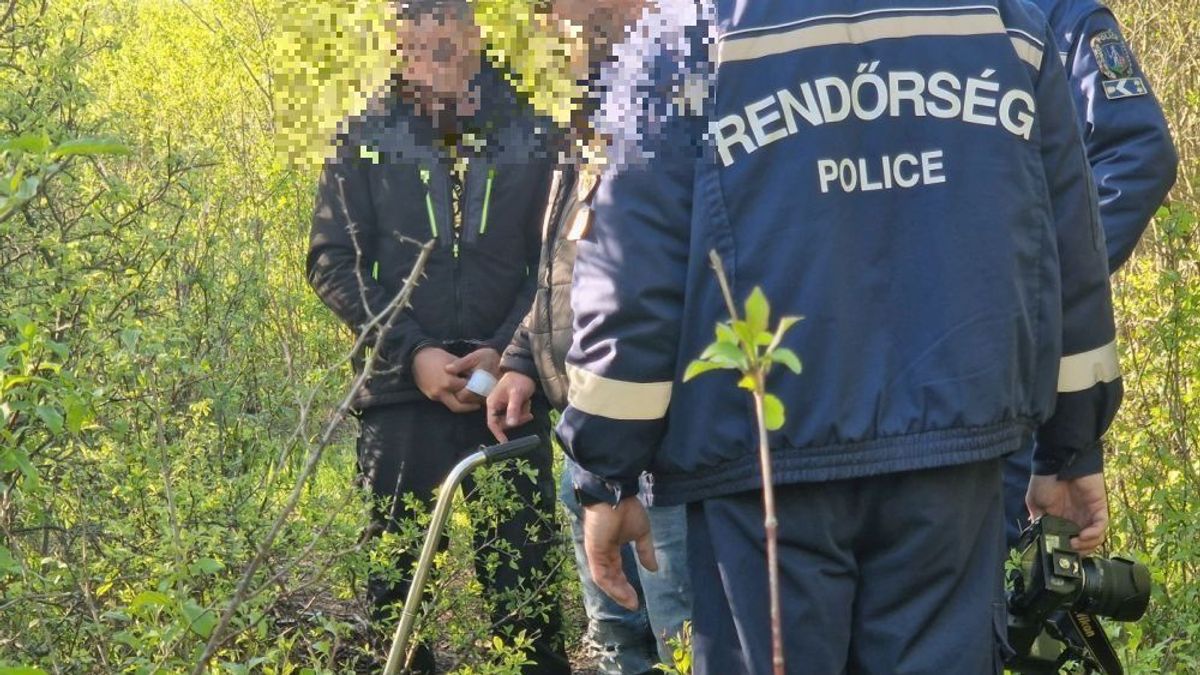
[{"x1": 393, "y1": 0, "x2": 473, "y2": 23}]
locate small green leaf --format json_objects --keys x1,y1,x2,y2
[
  {"x1": 683, "y1": 359, "x2": 730, "y2": 382},
  {"x1": 188, "y1": 557, "x2": 224, "y2": 576},
  {"x1": 700, "y1": 341, "x2": 746, "y2": 368},
  {"x1": 51, "y1": 138, "x2": 130, "y2": 157},
  {"x1": 130, "y1": 590, "x2": 170, "y2": 612},
  {"x1": 768, "y1": 315, "x2": 804, "y2": 351},
  {"x1": 112, "y1": 631, "x2": 142, "y2": 650},
  {"x1": 1, "y1": 133, "x2": 52, "y2": 153},
  {"x1": 770, "y1": 348, "x2": 802, "y2": 374},
  {"x1": 715, "y1": 322, "x2": 738, "y2": 345},
  {"x1": 13, "y1": 449, "x2": 38, "y2": 488},
  {"x1": 65, "y1": 398, "x2": 89, "y2": 434},
  {"x1": 732, "y1": 320, "x2": 756, "y2": 348},
  {"x1": 745, "y1": 287, "x2": 770, "y2": 333},
  {"x1": 180, "y1": 599, "x2": 217, "y2": 638},
  {"x1": 0, "y1": 545, "x2": 21, "y2": 576},
  {"x1": 45, "y1": 340, "x2": 68, "y2": 360},
  {"x1": 14, "y1": 176, "x2": 39, "y2": 200},
  {"x1": 737, "y1": 374, "x2": 756, "y2": 391},
  {"x1": 762, "y1": 394, "x2": 785, "y2": 431},
  {"x1": 35, "y1": 405, "x2": 63, "y2": 434},
  {"x1": 119, "y1": 328, "x2": 141, "y2": 352}
]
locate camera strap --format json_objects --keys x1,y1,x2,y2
[{"x1": 1060, "y1": 611, "x2": 1123, "y2": 675}]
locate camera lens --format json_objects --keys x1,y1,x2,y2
[{"x1": 1078, "y1": 556, "x2": 1151, "y2": 621}]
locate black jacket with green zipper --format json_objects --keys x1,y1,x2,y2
[{"x1": 307, "y1": 66, "x2": 559, "y2": 410}]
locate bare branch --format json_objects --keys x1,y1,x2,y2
[{"x1": 191, "y1": 241, "x2": 436, "y2": 674}]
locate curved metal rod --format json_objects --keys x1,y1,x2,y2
[{"x1": 383, "y1": 449, "x2": 487, "y2": 675}]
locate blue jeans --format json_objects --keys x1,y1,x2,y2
[{"x1": 560, "y1": 457, "x2": 693, "y2": 672}]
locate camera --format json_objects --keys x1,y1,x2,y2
[{"x1": 1005, "y1": 515, "x2": 1151, "y2": 674}]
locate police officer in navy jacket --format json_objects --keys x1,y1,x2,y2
[
  {"x1": 557, "y1": 1, "x2": 1125, "y2": 672},
  {"x1": 1003, "y1": 0, "x2": 1177, "y2": 547}
]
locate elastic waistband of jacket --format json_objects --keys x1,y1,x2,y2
[{"x1": 647, "y1": 419, "x2": 1033, "y2": 507}]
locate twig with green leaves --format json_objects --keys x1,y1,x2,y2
[{"x1": 683, "y1": 250, "x2": 803, "y2": 675}]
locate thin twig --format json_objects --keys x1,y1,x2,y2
[{"x1": 191, "y1": 241, "x2": 435, "y2": 674}]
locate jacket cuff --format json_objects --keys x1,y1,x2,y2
[
  {"x1": 1057, "y1": 442, "x2": 1105, "y2": 480},
  {"x1": 571, "y1": 464, "x2": 640, "y2": 507},
  {"x1": 1032, "y1": 441, "x2": 1104, "y2": 478},
  {"x1": 393, "y1": 333, "x2": 437, "y2": 370},
  {"x1": 500, "y1": 349, "x2": 540, "y2": 381},
  {"x1": 485, "y1": 332, "x2": 517, "y2": 356}
]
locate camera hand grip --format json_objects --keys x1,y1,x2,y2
[{"x1": 482, "y1": 435, "x2": 540, "y2": 465}]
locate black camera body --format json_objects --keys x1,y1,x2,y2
[{"x1": 1005, "y1": 515, "x2": 1151, "y2": 674}]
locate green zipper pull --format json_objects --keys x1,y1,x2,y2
[
  {"x1": 479, "y1": 167, "x2": 495, "y2": 235},
  {"x1": 420, "y1": 167, "x2": 438, "y2": 238},
  {"x1": 372, "y1": 260, "x2": 379, "y2": 280}
]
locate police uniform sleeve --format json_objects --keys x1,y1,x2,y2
[
  {"x1": 553, "y1": 61, "x2": 709, "y2": 507},
  {"x1": 1031, "y1": 22, "x2": 1123, "y2": 479},
  {"x1": 1066, "y1": 9, "x2": 1177, "y2": 271},
  {"x1": 556, "y1": 140, "x2": 696, "y2": 504},
  {"x1": 306, "y1": 155, "x2": 432, "y2": 367}
]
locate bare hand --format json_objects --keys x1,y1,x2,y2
[
  {"x1": 486, "y1": 371, "x2": 536, "y2": 442},
  {"x1": 445, "y1": 347, "x2": 501, "y2": 378},
  {"x1": 1027, "y1": 472, "x2": 1109, "y2": 554},
  {"x1": 583, "y1": 497, "x2": 658, "y2": 611},
  {"x1": 413, "y1": 347, "x2": 479, "y2": 413}
]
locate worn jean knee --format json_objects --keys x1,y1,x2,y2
[
  {"x1": 560, "y1": 457, "x2": 658, "y2": 673},
  {"x1": 640, "y1": 502, "x2": 692, "y2": 663}
]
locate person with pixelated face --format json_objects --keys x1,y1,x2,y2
[
  {"x1": 392, "y1": 0, "x2": 483, "y2": 129},
  {"x1": 557, "y1": 1, "x2": 1128, "y2": 673},
  {"x1": 307, "y1": 1, "x2": 568, "y2": 672},
  {"x1": 485, "y1": 3, "x2": 696, "y2": 672}
]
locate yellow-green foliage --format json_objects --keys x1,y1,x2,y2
[
  {"x1": 272, "y1": 0, "x2": 582, "y2": 168},
  {"x1": 1, "y1": 0, "x2": 1198, "y2": 672},
  {"x1": 274, "y1": 0, "x2": 395, "y2": 167},
  {"x1": 1100, "y1": 2, "x2": 1200, "y2": 671},
  {"x1": 475, "y1": 0, "x2": 586, "y2": 128}
]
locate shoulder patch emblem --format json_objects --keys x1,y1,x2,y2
[
  {"x1": 1090, "y1": 29, "x2": 1135, "y2": 80},
  {"x1": 1103, "y1": 77, "x2": 1148, "y2": 100}
]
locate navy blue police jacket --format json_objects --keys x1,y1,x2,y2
[
  {"x1": 1032, "y1": 0, "x2": 1177, "y2": 271},
  {"x1": 557, "y1": 0, "x2": 1124, "y2": 507}
]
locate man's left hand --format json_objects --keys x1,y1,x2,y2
[
  {"x1": 1027, "y1": 472, "x2": 1109, "y2": 555},
  {"x1": 445, "y1": 347, "x2": 501, "y2": 404},
  {"x1": 446, "y1": 347, "x2": 501, "y2": 377},
  {"x1": 583, "y1": 497, "x2": 658, "y2": 611}
]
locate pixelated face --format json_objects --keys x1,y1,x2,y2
[{"x1": 397, "y1": 8, "x2": 482, "y2": 100}]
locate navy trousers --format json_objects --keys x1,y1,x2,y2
[
  {"x1": 687, "y1": 459, "x2": 1008, "y2": 675},
  {"x1": 1002, "y1": 440, "x2": 1035, "y2": 549}
]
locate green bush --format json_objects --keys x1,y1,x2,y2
[{"x1": 0, "y1": 0, "x2": 1196, "y2": 672}]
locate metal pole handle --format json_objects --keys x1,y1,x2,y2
[{"x1": 382, "y1": 435, "x2": 540, "y2": 674}]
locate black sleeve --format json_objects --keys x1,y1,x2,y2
[
  {"x1": 500, "y1": 311, "x2": 540, "y2": 381},
  {"x1": 306, "y1": 155, "x2": 432, "y2": 365}
]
